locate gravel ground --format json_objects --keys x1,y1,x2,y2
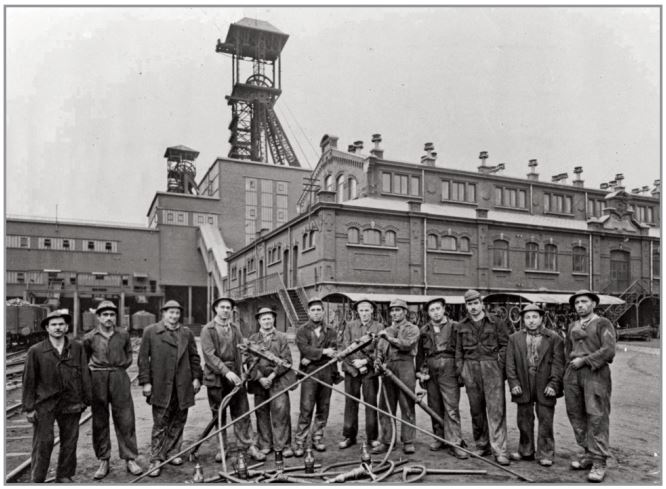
[{"x1": 11, "y1": 342, "x2": 660, "y2": 484}]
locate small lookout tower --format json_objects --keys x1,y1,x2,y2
[
  {"x1": 164, "y1": 145, "x2": 199, "y2": 194},
  {"x1": 216, "y1": 18, "x2": 301, "y2": 167}
]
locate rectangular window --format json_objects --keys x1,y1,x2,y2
[
  {"x1": 518, "y1": 190, "x2": 526, "y2": 208},
  {"x1": 382, "y1": 172, "x2": 392, "y2": 192},
  {"x1": 88, "y1": 241, "x2": 95, "y2": 250},
  {"x1": 647, "y1": 207, "x2": 654, "y2": 223},
  {"x1": 17, "y1": 272, "x2": 25, "y2": 283},
  {"x1": 468, "y1": 183, "x2": 476, "y2": 203},
  {"x1": 166, "y1": 212, "x2": 174, "y2": 222},
  {"x1": 20, "y1": 236, "x2": 29, "y2": 248},
  {"x1": 496, "y1": 186, "x2": 526, "y2": 208},
  {"x1": 544, "y1": 194, "x2": 550, "y2": 213},
  {"x1": 410, "y1": 176, "x2": 420, "y2": 196},
  {"x1": 63, "y1": 239, "x2": 70, "y2": 249},
  {"x1": 441, "y1": 180, "x2": 450, "y2": 200},
  {"x1": 564, "y1": 196, "x2": 572, "y2": 214},
  {"x1": 495, "y1": 187, "x2": 502, "y2": 205},
  {"x1": 276, "y1": 181, "x2": 288, "y2": 195},
  {"x1": 105, "y1": 242, "x2": 112, "y2": 251}
]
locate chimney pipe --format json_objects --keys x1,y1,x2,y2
[
  {"x1": 527, "y1": 159, "x2": 539, "y2": 181},
  {"x1": 370, "y1": 134, "x2": 384, "y2": 158},
  {"x1": 614, "y1": 173, "x2": 625, "y2": 191},
  {"x1": 573, "y1": 166, "x2": 584, "y2": 187},
  {"x1": 319, "y1": 134, "x2": 339, "y2": 154},
  {"x1": 478, "y1": 151, "x2": 492, "y2": 174},
  {"x1": 652, "y1": 179, "x2": 661, "y2": 197},
  {"x1": 421, "y1": 142, "x2": 437, "y2": 167},
  {"x1": 353, "y1": 140, "x2": 364, "y2": 151},
  {"x1": 348, "y1": 144, "x2": 356, "y2": 153}
]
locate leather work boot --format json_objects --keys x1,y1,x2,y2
[
  {"x1": 169, "y1": 457, "x2": 184, "y2": 466},
  {"x1": 338, "y1": 438, "x2": 356, "y2": 449},
  {"x1": 539, "y1": 458, "x2": 553, "y2": 467},
  {"x1": 370, "y1": 440, "x2": 381, "y2": 448},
  {"x1": 429, "y1": 440, "x2": 443, "y2": 451},
  {"x1": 371, "y1": 443, "x2": 389, "y2": 454},
  {"x1": 472, "y1": 447, "x2": 492, "y2": 457},
  {"x1": 451, "y1": 447, "x2": 469, "y2": 459},
  {"x1": 570, "y1": 457, "x2": 593, "y2": 470},
  {"x1": 293, "y1": 445, "x2": 305, "y2": 457},
  {"x1": 247, "y1": 445, "x2": 267, "y2": 461},
  {"x1": 313, "y1": 439, "x2": 326, "y2": 452},
  {"x1": 94, "y1": 459, "x2": 110, "y2": 480},
  {"x1": 147, "y1": 462, "x2": 161, "y2": 477},
  {"x1": 587, "y1": 463, "x2": 606, "y2": 482},
  {"x1": 126, "y1": 459, "x2": 143, "y2": 476},
  {"x1": 495, "y1": 455, "x2": 511, "y2": 466},
  {"x1": 403, "y1": 443, "x2": 416, "y2": 454},
  {"x1": 282, "y1": 447, "x2": 294, "y2": 458}
]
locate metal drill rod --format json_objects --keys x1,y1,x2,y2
[
  {"x1": 246, "y1": 358, "x2": 533, "y2": 483},
  {"x1": 129, "y1": 334, "x2": 375, "y2": 483}
]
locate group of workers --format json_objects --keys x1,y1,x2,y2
[{"x1": 21, "y1": 288, "x2": 615, "y2": 483}]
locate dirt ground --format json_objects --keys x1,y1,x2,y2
[{"x1": 14, "y1": 340, "x2": 660, "y2": 484}]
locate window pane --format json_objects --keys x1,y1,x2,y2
[
  {"x1": 564, "y1": 196, "x2": 572, "y2": 214},
  {"x1": 468, "y1": 184, "x2": 476, "y2": 203},
  {"x1": 385, "y1": 231, "x2": 396, "y2": 246},
  {"x1": 325, "y1": 175, "x2": 334, "y2": 191},
  {"x1": 410, "y1": 176, "x2": 420, "y2": 196},
  {"x1": 451, "y1": 182, "x2": 459, "y2": 201},
  {"x1": 504, "y1": 188, "x2": 511, "y2": 207},
  {"x1": 348, "y1": 228, "x2": 359, "y2": 244},
  {"x1": 441, "y1": 236, "x2": 456, "y2": 251},
  {"x1": 518, "y1": 190, "x2": 526, "y2": 208},
  {"x1": 526, "y1": 243, "x2": 538, "y2": 269},
  {"x1": 573, "y1": 246, "x2": 587, "y2": 273},
  {"x1": 442, "y1": 180, "x2": 450, "y2": 200},
  {"x1": 363, "y1": 229, "x2": 381, "y2": 245},
  {"x1": 348, "y1": 177, "x2": 358, "y2": 200},
  {"x1": 459, "y1": 237, "x2": 470, "y2": 252},
  {"x1": 382, "y1": 173, "x2": 392, "y2": 192},
  {"x1": 400, "y1": 175, "x2": 409, "y2": 194},
  {"x1": 544, "y1": 194, "x2": 550, "y2": 212},
  {"x1": 427, "y1": 234, "x2": 438, "y2": 249},
  {"x1": 545, "y1": 244, "x2": 557, "y2": 270},
  {"x1": 493, "y1": 240, "x2": 508, "y2": 268},
  {"x1": 647, "y1": 207, "x2": 654, "y2": 223},
  {"x1": 653, "y1": 245, "x2": 660, "y2": 277},
  {"x1": 495, "y1": 187, "x2": 503, "y2": 205}
]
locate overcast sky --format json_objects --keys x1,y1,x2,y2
[{"x1": 5, "y1": 6, "x2": 660, "y2": 225}]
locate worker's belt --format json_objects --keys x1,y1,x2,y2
[
  {"x1": 427, "y1": 351, "x2": 454, "y2": 359},
  {"x1": 89, "y1": 366, "x2": 124, "y2": 372},
  {"x1": 388, "y1": 353, "x2": 414, "y2": 362}
]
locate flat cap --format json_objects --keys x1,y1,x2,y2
[
  {"x1": 255, "y1": 306, "x2": 277, "y2": 319},
  {"x1": 161, "y1": 300, "x2": 184, "y2": 312},
  {"x1": 95, "y1": 300, "x2": 118, "y2": 315},
  {"x1": 520, "y1": 304, "x2": 545, "y2": 316},
  {"x1": 41, "y1": 310, "x2": 72, "y2": 329},
  {"x1": 389, "y1": 299, "x2": 408, "y2": 310},
  {"x1": 463, "y1": 289, "x2": 482, "y2": 302},
  {"x1": 307, "y1": 296, "x2": 324, "y2": 308},
  {"x1": 424, "y1": 297, "x2": 446, "y2": 311},
  {"x1": 353, "y1": 298, "x2": 377, "y2": 311},
  {"x1": 569, "y1": 290, "x2": 600, "y2": 307},
  {"x1": 212, "y1": 296, "x2": 236, "y2": 311}
]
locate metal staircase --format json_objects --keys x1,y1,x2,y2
[
  {"x1": 599, "y1": 279, "x2": 651, "y2": 325},
  {"x1": 197, "y1": 224, "x2": 231, "y2": 295}
]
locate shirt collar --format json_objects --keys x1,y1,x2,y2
[
  {"x1": 94, "y1": 325, "x2": 117, "y2": 336},
  {"x1": 579, "y1": 313, "x2": 599, "y2": 327},
  {"x1": 214, "y1": 317, "x2": 232, "y2": 328},
  {"x1": 163, "y1": 320, "x2": 180, "y2": 331}
]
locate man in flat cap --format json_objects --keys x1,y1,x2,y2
[
  {"x1": 246, "y1": 307, "x2": 296, "y2": 458},
  {"x1": 505, "y1": 304, "x2": 564, "y2": 467},
  {"x1": 294, "y1": 297, "x2": 338, "y2": 455},
  {"x1": 563, "y1": 290, "x2": 615, "y2": 482},
  {"x1": 200, "y1": 296, "x2": 265, "y2": 461},
  {"x1": 138, "y1": 300, "x2": 202, "y2": 477},
  {"x1": 338, "y1": 298, "x2": 384, "y2": 450},
  {"x1": 373, "y1": 298, "x2": 420, "y2": 455},
  {"x1": 22, "y1": 310, "x2": 92, "y2": 483},
  {"x1": 456, "y1": 289, "x2": 511, "y2": 465},
  {"x1": 416, "y1": 297, "x2": 468, "y2": 458},
  {"x1": 83, "y1": 301, "x2": 142, "y2": 479}
]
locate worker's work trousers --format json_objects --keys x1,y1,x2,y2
[
  {"x1": 295, "y1": 371, "x2": 333, "y2": 445},
  {"x1": 91, "y1": 369, "x2": 139, "y2": 461},
  {"x1": 378, "y1": 358, "x2": 416, "y2": 445},
  {"x1": 342, "y1": 373, "x2": 379, "y2": 442},
  {"x1": 208, "y1": 382, "x2": 256, "y2": 449},
  {"x1": 254, "y1": 389, "x2": 292, "y2": 452},
  {"x1": 425, "y1": 357, "x2": 464, "y2": 445},
  {"x1": 461, "y1": 359, "x2": 508, "y2": 457},
  {"x1": 150, "y1": 390, "x2": 188, "y2": 462},
  {"x1": 31, "y1": 408, "x2": 82, "y2": 482},
  {"x1": 563, "y1": 364, "x2": 612, "y2": 463}
]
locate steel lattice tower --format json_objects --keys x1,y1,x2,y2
[{"x1": 216, "y1": 18, "x2": 301, "y2": 167}]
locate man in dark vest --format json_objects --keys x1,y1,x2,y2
[
  {"x1": 338, "y1": 298, "x2": 383, "y2": 450},
  {"x1": 294, "y1": 297, "x2": 338, "y2": 455},
  {"x1": 23, "y1": 310, "x2": 92, "y2": 483},
  {"x1": 138, "y1": 300, "x2": 203, "y2": 477},
  {"x1": 416, "y1": 297, "x2": 468, "y2": 458},
  {"x1": 455, "y1": 289, "x2": 511, "y2": 465},
  {"x1": 83, "y1": 301, "x2": 142, "y2": 479},
  {"x1": 564, "y1": 290, "x2": 616, "y2": 482},
  {"x1": 200, "y1": 297, "x2": 265, "y2": 462},
  {"x1": 372, "y1": 299, "x2": 420, "y2": 455},
  {"x1": 505, "y1": 304, "x2": 564, "y2": 467},
  {"x1": 246, "y1": 306, "x2": 296, "y2": 458}
]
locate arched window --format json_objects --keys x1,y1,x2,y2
[
  {"x1": 363, "y1": 229, "x2": 382, "y2": 245},
  {"x1": 492, "y1": 240, "x2": 509, "y2": 268},
  {"x1": 302, "y1": 233, "x2": 308, "y2": 249},
  {"x1": 573, "y1": 246, "x2": 587, "y2": 273},
  {"x1": 324, "y1": 175, "x2": 334, "y2": 191},
  {"x1": 385, "y1": 230, "x2": 396, "y2": 247},
  {"x1": 525, "y1": 242, "x2": 539, "y2": 269},
  {"x1": 459, "y1": 237, "x2": 470, "y2": 252},
  {"x1": 347, "y1": 227, "x2": 359, "y2": 244},
  {"x1": 427, "y1": 234, "x2": 438, "y2": 250},
  {"x1": 441, "y1": 236, "x2": 457, "y2": 251},
  {"x1": 309, "y1": 230, "x2": 317, "y2": 248},
  {"x1": 336, "y1": 174, "x2": 346, "y2": 203},
  {"x1": 348, "y1": 176, "x2": 358, "y2": 200},
  {"x1": 544, "y1": 244, "x2": 558, "y2": 271}
]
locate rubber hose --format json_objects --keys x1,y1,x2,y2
[
  {"x1": 401, "y1": 464, "x2": 427, "y2": 483},
  {"x1": 379, "y1": 375, "x2": 397, "y2": 467}
]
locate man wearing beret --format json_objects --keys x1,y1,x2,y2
[
  {"x1": 456, "y1": 289, "x2": 511, "y2": 465},
  {"x1": 23, "y1": 310, "x2": 92, "y2": 483},
  {"x1": 83, "y1": 301, "x2": 142, "y2": 479},
  {"x1": 294, "y1": 297, "x2": 338, "y2": 455},
  {"x1": 138, "y1": 300, "x2": 203, "y2": 477},
  {"x1": 416, "y1": 297, "x2": 468, "y2": 458},
  {"x1": 246, "y1": 307, "x2": 296, "y2": 458},
  {"x1": 505, "y1": 304, "x2": 564, "y2": 467},
  {"x1": 563, "y1": 290, "x2": 616, "y2": 482},
  {"x1": 338, "y1": 298, "x2": 384, "y2": 450},
  {"x1": 373, "y1": 298, "x2": 420, "y2": 455},
  {"x1": 200, "y1": 297, "x2": 265, "y2": 462}
]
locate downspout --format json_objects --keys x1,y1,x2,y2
[
  {"x1": 589, "y1": 233, "x2": 593, "y2": 290},
  {"x1": 649, "y1": 240, "x2": 653, "y2": 294},
  {"x1": 529, "y1": 184, "x2": 533, "y2": 214},
  {"x1": 423, "y1": 216, "x2": 428, "y2": 295}
]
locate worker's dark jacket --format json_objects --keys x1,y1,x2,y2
[
  {"x1": 455, "y1": 314, "x2": 510, "y2": 376},
  {"x1": 200, "y1": 320, "x2": 244, "y2": 387},
  {"x1": 416, "y1": 319, "x2": 458, "y2": 373},
  {"x1": 341, "y1": 319, "x2": 384, "y2": 377},
  {"x1": 138, "y1": 322, "x2": 203, "y2": 410},
  {"x1": 505, "y1": 328, "x2": 565, "y2": 406},
  {"x1": 246, "y1": 330, "x2": 296, "y2": 394},
  {"x1": 22, "y1": 337, "x2": 92, "y2": 413},
  {"x1": 295, "y1": 320, "x2": 337, "y2": 375}
]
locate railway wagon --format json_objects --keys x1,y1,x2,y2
[{"x1": 6, "y1": 302, "x2": 48, "y2": 348}]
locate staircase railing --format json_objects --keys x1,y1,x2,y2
[
  {"x1": 277, "y1": 272, "x2": 300, "y2": 329},
  {"x1": 599, "y1": 279, "x2": 651, "y2": 324}
]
